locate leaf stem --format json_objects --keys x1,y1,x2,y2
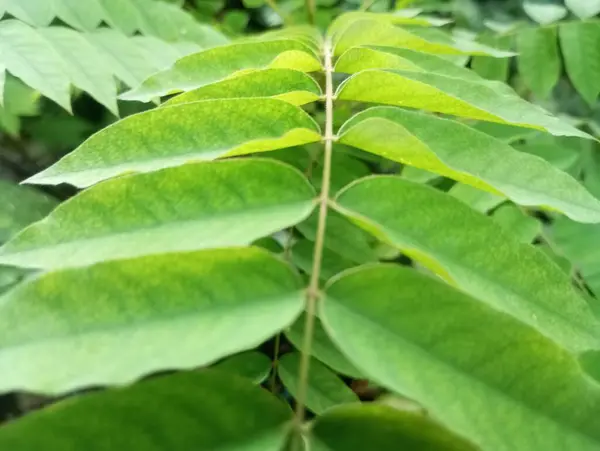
[
  {"x1": 270, "y1": 332, "x2": 281, "y2": 393},
  {"x1": 305, "y1": 0, "x2": 316, "y2": 25},
  {"x1": 293, "y1": 39, "x2": 334, "y2": 433}
]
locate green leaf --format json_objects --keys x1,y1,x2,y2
[
  {"x1": 121, "y1": 40, "x2": 321, "y2": 102},
  {"x1": 449, "y1": 183, "x2": 505, "y2": 213},
  {"x1": 38, "y1": 27, "x2": 119, "y2": 115},
  {"x1": 0, "y1": 371, "x2": 292, "y2": 450},
  {"x1": 278, "y1": 352, "x2": 359, "y2": 414},
  {"x1": 517, "y1": 27, "x2": 560, "y2": 99},
  {"x1": 214, "y1": 351, "x2": 272, "y2": 384},
  {"x1": 2, "y1": 0, "x2": 53, "y2": 26},
  {"x1": 0, "y1": 247, "x2": 304, "y2": 394},
  {"x1": 338, "y1": 107, "x2": 600, "y2": 222},
  {"x1": 321, "y1": 264, "x2": 600, "y2": 451},
  {"x1": 0, "y1": 63, "x2": 5, "y2": 105},
  {"x1": 0, "y1": 159, "x2": 316, "y2": 269},
  {"x1": 81, "y1": 29, "x2": 199, "y2": 90},
  {"x1": 565, "y1": 0, "x2": 600, "y2": 18},
  {"x1": 285, "y1": 313, "x2": 363, "y2": 378},
  {"x1": 0, "y1": 180, "x2": 58, "y2": 243},
  {"x1": 243, "y1": 0, "x2": 265, "y2": 8},
  {"x1": 492, "y1": 204, "x2": 541, "y2": 243},
  {"x1": 549, "y1": 217, "x2": 600, "y2": 297},
  {"x1": 297, "y1": 210, "x2": 378, "y2": 263},
  {"x1": 163, "y1": 69, "x2": 321, "y2": 107},
  {"x1": 471, "y1": 34, "x2": 512, "y2": 82},
  {"x1": 332, "y1": 20, "x2": 512, "y2": 57},
  {"x1": 291, "y1": 239, "x2": 355, "y2": 281},
  {"x1": 26, "y1": 98, "x2": 321, "y2": 187},
  {"x1": 336, "y1": 71, "x2": 590, "y2": 138},
  {"x1": 0, "y1": 20, "x2": 72, "y2": 111},
  {"x1": 560, "y1": 22, "x2": 600, "y2": 106},
  {"x1": 335, "y1": 46, "x2": 482, "y2": 80},
  {"x1": 312, "y1": 404, "x2": 477, "y2": 451},
  {"x1": 514, "y1": 135, "x2": 583, "y2": 173},
  {"x1": 2, "y1": 0, "x2": 228, "y2": 45},
  {"x1": 328, "y1": 11, "x2": 449, "y2": 39},
  {"x1": 332, "y1": 176, "x2": 600, "y2": 352},
  {"x1": 523, "y1": 1, "x2": 567, "y2": 24}
]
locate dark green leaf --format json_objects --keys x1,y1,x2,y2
[
  {"x1": 0, "y1": 371, "x2": 292, "y2": 450},
  {"x1": 312, "y1": 404, "x2": 477, "y2": 450}
]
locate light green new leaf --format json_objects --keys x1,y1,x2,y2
[
  {"x1": 163, "y1": 69, "x2": 321, "y2": 107},
  {"x1": 517, "y1": 27, "x2": 560, "y2": 99},
  {"x1": 338, "y1": 107, "x2": 600, "y2": 222},
  {"x1": 0, "y1": 180, "x2": 58, "y2": 243},
  {"x1": 328, "y1": 11, "x2": 449, "y2": 40},
  {"x1": 278, "y1": 352, "x2": 359, "y2": 414},
  {"x1": 26, "y1": 98, "x2": 321, "y2": 187},
  {"x1": 312, "y1": 404, "x2": 477, "y2": 451},
  {"x1": 333, "y1": 20, "x2": 512, "y2": 57},
  {"x1": 0, "y1": 371, "x2": 292, "y2": 450},
  {"x1": 321, "y1": 265, "x2": 600, "y2": 451},
  {"x1": 565, "y1": 0, "x2": 600, "y2": 18},
  {"x1": 1, "y1": 159, "x2": 316, "y2": 269},
  {"x1": 0, "y1": 247, "x2": 304, "y2": 394},
  {"x1": 335, "y1": 46, "x2": 482, "y2": 80},
  {"x1": 332, "y1": 176, "x2": 600, "y2": 352},
  {"x1": 560, "y1": 22, "x2": 600, "y2": 106},
  {"x1": 214, "y1": 351, "x2": 272, "y2": 384},
  {"x1": 285, "y1": 313, "x2": 363, "y2": 378},
  {"x1": 0, "y1": 20, "x2": 71, "y2": 111},
  {"x1": 121, "y1": 40, "x2": 321, "y2": 102},
  {"x1": 336, "y1": 70, "x2": 590, "y2": 138}
]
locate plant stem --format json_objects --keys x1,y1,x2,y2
[
  {"x1": 305, "y1": 0, "x2": 316, "y2": 25},
  {"x1": 293, "y1": 39, "x2": 334, "y2": 434},
  {"x1": 269, "y1": 332, "x2": 281, "y2": 393}
]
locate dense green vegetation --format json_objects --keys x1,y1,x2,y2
[{"x1": 1, "y1": 0, "x2": 600, "y2": 449}]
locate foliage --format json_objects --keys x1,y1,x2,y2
[{"x1": 2, "y1": 1, "x2": 600, "y2": 450}]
